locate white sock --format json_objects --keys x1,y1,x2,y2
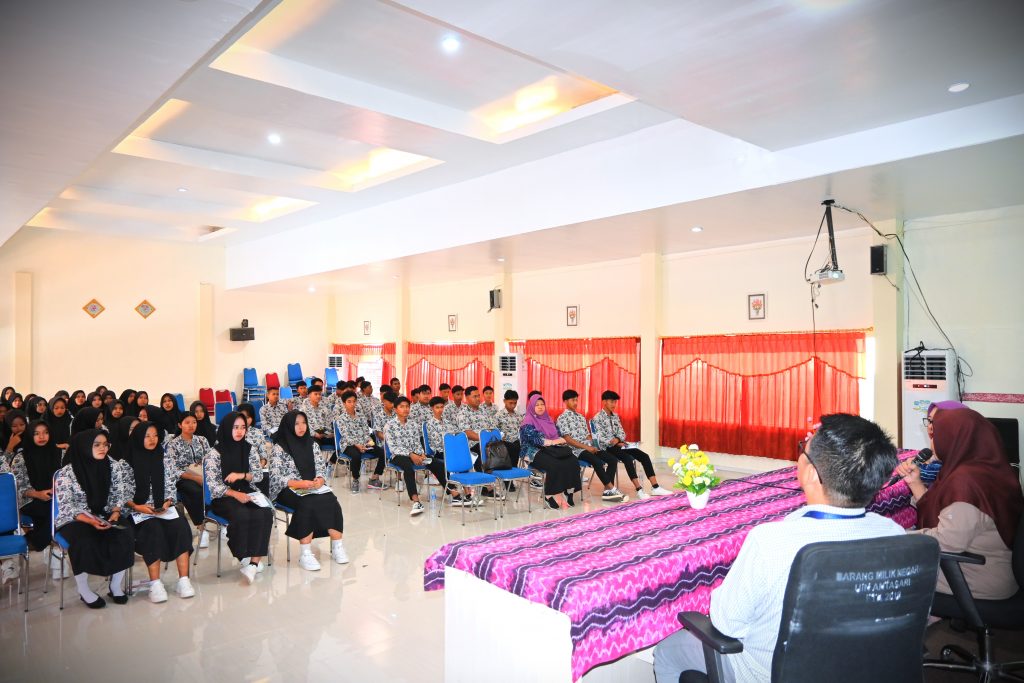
[
  {"x1": 300, "y1": 544, "x2": 313, "y2": 556},
  {"x1": 109, "y1": 570, "x2": 127, "y2": 597},
  {"x1": 74, "y1": 573, "x2": 98, "y2": 602},
  {"x1": 331, "y1": 539, "x2": 344, "y2": 551}
]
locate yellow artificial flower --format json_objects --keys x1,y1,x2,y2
[
  {"x1": 667, "y1": 458, "x2": 676, "y2": 468},
  {"x1": 683, "y1": 475, "x2": 693, "y2": 487}
]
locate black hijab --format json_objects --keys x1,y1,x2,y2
[
  {"x1": 44, "y1": 397, "x2": 72, "y2": 446},
  {"x1": 215, "y1": 412, "x2": 252, "y2": 491},
  {"x1": 85, "y1": 392, "x2": 103, "y2": 410},
  {"x1": 132, "y1": 391, "x2": 149, "y2": 417},
  {"x1": 104, "y1": 399, "x2": 127, "y2": 431},
  {"x1": 68, "y1": 429, "x2": 112, "y2": 516},
  {"x1": 156, "y1": 393, "x2": 183, "y2": 438},
  {"x1": 190, "y1": 401, "x2": 216, "y2": 443},
  {"x1": 25, "y1": 396, "x2": 48, "y2": 421},
  {"x1": 118, "y1": 389, "x2": 136, "y2": 409},
  {"x1": 128, "y1": 421, "x2": 166, "y2": 506},
  {"x1": 110, "y1": 417, "x2": 138, "y2": 461},
  {"x1": 22, "y1": 420, "x2": 62, "y2": 491},
  {"x1": 1, "y1": 409, "x2": 27, "y2": 452},
  {"x1": 68, "y1": 390, "x2": 86, "y2": 416},
  {"x1": 274, "y1": 410, "x2": 316, "y2": 480},
  {"x1": 0, "y1": 386, "x2": 13, "y2": 403},
  {"x1": 72, "y1": 406, "x2": 103, "y2": 438},
  {"x1": 7, "y1": 392, "x2": 24, "y2": 410}
]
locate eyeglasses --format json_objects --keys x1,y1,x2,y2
[
  {"x1": 797, "y1": 438, "x2": 817, "y2": 469},
  {"x1": 921, "y1": 417, "x2": 933, "y2": 428}
]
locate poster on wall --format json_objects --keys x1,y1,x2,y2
[
  {"x1": 448, "y1": 314, "x2": 458, "y2": 332},
  {"x1": 358, "y1": 358, "x2": 384, "y2": 392},
  {"x1": 748, "y1": 294, "x2": 765, "y2": 320},
  {"x1": 567, "y1": 305, "x2": 579, "y2": 326},
  {"x1": 363, "y1": 320, "x2": 371, "y2": 336}
]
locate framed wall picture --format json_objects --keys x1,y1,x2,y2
[
  {"x1": 363, "y1": 320, "x2": 371, "y2": 336},
  {"x1": 83, "y1": 299, "x2": 105, "y2": 318},
  {"x1": 566, "y1": 305, "x2": 579, "y2": 327},
  {"x1": 748, "y1": 294, "x2": 766, "y2": 320},
  {"x1": 135, "y1": 300, "x2": 156, "y2": 319},
  {"x1": 448, "y1": 314, "x2": 458, "y2": 332}
]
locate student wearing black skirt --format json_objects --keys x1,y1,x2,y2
[
  {"x1": 165, "y1": 413, "x2": 211, "y2": 548},
  {"x1": 269, "y1": 411, "x2": 348, "y2": 570},
  {"x1": 204, "y1": 413, "x2": 273, "y2": 584},
  {"x1": 54, "y1": 430, "x2": 135, "y2": 608},
  {"x1": 124, "y1": 422, "x2": 194, "y2": 603},
  {"x1": 10, "y1": 421, "x2": 65, "y2": 578}
]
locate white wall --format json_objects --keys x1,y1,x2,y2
[{"x1": 905, "y1": 204, "x2": 1024, "y2": 428}]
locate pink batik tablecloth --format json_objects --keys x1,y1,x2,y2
[{"x1": 424, "y1": 458, "x2": 918, "y2": 681}]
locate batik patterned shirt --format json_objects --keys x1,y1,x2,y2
[
  {"x1": 164, "y1": 434, "x2": 211, "y2": 471},
  {"x1": 259, "y1": 401, "x2": 289, "y2": 434},
  {"x1": 54, "y1": 459, "x2": 133, "y2": 529},
  {"x1": 457, "y1": 405, "x2": 497, "y2": 448},
  {"x1": 495, "y1": 409, "x2": 522, "y2": 444},
  {"x1": 267, "y1": 442, "x2": 330, "y2": 500},
  {"x1": 591, "y1": 410, "x2": 627, "y2": 450},
  {"x1": 336, "y1": 410, "x2": 373, "y2": 450},
  {"x1": 384, "y1": 418, "x2": 424, "y2": 458},
  {"x1": 556, "y1": 409, "x2": 593, "y2": 456},
  {"x1": 202, "y1": 446, "x2": 264, "y2": 500}
]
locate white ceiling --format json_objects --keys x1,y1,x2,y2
[{"x1": 3, "y1": 0, "x2": 1024, "y2": 289}]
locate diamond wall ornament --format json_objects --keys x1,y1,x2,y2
[
  {"x1": 135, "y1": 300, "x2": 156, "y2": 319},
  {"x1": 83, "y1": 299, "x2": 105, "y2": 318}
]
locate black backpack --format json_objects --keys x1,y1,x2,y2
[{"x1": 484, "y1": 439, "x2": 513, "y2": 472}]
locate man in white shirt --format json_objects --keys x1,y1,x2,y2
[{"x1": 653, "y1": 413, "x2": 904, "y2": 683}]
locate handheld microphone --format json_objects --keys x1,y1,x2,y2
[{"x1": 886, "y1": 448, "x2": 932, "y2": 488}]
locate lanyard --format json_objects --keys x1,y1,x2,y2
[{"x1": 803, "y1": 510, "x2": 866, "y2": 520}]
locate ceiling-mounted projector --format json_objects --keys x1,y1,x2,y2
[{"x1": 810, "y1": 268, "x2": 845, "y2": 285}]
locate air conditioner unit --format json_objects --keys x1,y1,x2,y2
[
  {"x1": 497, "y1": 353, "x2": 527, "y2": 413},
  {"x1": 901, "y1": 349, "x2": 956, "y2": 450},
  {"x1": 326, "y1": 354, "x2": 345, "y2": 369}
]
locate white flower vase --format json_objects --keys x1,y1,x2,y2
[{"x1": 686, "y1": 489, "x2": 710, "y2": 510}]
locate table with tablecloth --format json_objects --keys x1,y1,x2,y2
[{"x1": 425, "y1": 459, "x2": 918, "y2": 681}]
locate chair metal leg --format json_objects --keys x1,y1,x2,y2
[
  {"x1": 58, "y1": 547, "x2": 65, "y2": 610},
  {"x1": 216, "y1": 525, "x2": 222, "y2": 578},
  {"x1": 22, "y1": 552, "x2": 29, "y2": 612}
]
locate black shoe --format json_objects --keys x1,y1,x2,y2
[
  {"x1": 107, "y1": 591, "x2": 128, "y2": 605},
  {"x1": 503, "y1": 482, "x2": 517, "y2": 492},
  {"x1": 545, "y1": 497, "x2": 559, "y2": 510},
  {"x1": 482, "y1": 488, "x2": 497, "y2": 498},
  {"x1": 81, "y1": 595, "x2": 106, "y2": 609},
  {"x1": 566, "y1": 492, "x2": 575, "y2": 507}
]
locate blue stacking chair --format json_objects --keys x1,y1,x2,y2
[
  {"x1": 332, "y1": 422, "x2": 352, "y2": 481},
  {"x1": 479, "y1": 429, "x2": 532, "y2": 517},
  {"x1": 443, "y1": 433, "x2": 497, "y2": 526},
  {"x1": 214, "y1": 401, "x2": 232, "y2": 425},
  {"x1": 46, "y1": 472, "x2": 132, "y2": 609},
  {"x1": 251, "y1": 400, "x2": 264, "y2": 427},
  {"x1": 272, "y1": 498, "x2": 296, "y2": 563},
  {"x1": 174, "y1": 393, "x2": 186, "y2": 412},
  {"x1": 324, "y1": 367, "x2": 340, "y2": 388},
  {"x1": 242, "y1": 368, "x2": 266, "y2": 402},
  {"x1": 287, "y1": 363, "x2": 303, "y2": 388},
  {"x1": 0, "y1": 473, "x2": 29, "y2": 611},
  {"x1": 230, "y1": 391, "x2": 238, "y2": 406},
  {"x1": 279, "y1": 386, "x2": 294, "y2": 400},
  {"x1": 196, "y1": 463, "x2": 231, "y2": 578},
  {"x1": 381, "y1": 440, "x2": 410, "y2": 506}
]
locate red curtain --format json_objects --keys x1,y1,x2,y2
[
  {"x1": 659, "y1": 331, "x2": 865, "y2": 460},
  {"x1": 332, "y1": 343, "x2": 396, "y2": 383},
  {"x1": 508, "y1": 338, "x2": 641, "y2": 439},
  {"x1": 405, "y1": 342, "x2": 494, "y2": 390}
]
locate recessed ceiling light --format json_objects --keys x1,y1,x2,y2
[
  {"x1": 947, "y1": 82, "x2": 970, "y2": 93},
  {"x1": 441, "y1": 35, "x2": 461, "y2": 54},
  {"x1": 391, "y1": 275, "x2": 400, "y2": 280},
  {"x1": 691, "y1": 226, "x2": 704, "y2": 233},
  {"x1": 497, "y1": 257, "x2": 505, "y2": 263},
  {"x1": 267, "y1": 132, "x2": 282, "y2": 145},
  {"x1": 307, "y1": 285, "x2": 316, "y2": 293},
  {"x1": 177, "y1": 187, "x2": 188, "y2": 193}
]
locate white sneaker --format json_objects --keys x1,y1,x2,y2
[
  {"x1": 650, "y1": 485, "x2": 672, "y2": 496},
  {"x1": 176, "y1": 577, "x2": 195, "y2": 599},
  {"x1": 149, "y1": 580, "x2": 168, "y2": 604},
  {"x1": 0, "y1": 560, "x2": 17, "y2": 584},
  {"x1": 298, "y1": 552, "x2": 321, "y2": 571},
  {"x1": 240, "y1": 564, "x2": 258, "y2": 584},
  {"x1": 636, "y1": 489, "x2": 651, "y2": 500},
  {"x1": 410, "y1": 501, "x2": 425, "y2": 516},
  {"x1": 331, "y1": 542, "x2": 349, "y2": 565},
  {"x1": 241, "y1": 557, "x2": 266, "y2": 573},
  {"x1": 198, "y1": 530, "x2": 210, "y2": 549}
]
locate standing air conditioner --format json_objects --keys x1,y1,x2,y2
[
  {"x1": 327, "y1": 354, "x2": 345, "y2": 370},
  {"x1": 497, "y1": 353, "x2": 527, "y2": 413},
  {"x1": 901, "y1": 349, "x2": 956, "y2": 450}
]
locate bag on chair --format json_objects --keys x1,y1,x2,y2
[{"x1": 484, "y1": 440, "x2": 513, "y2": 472}]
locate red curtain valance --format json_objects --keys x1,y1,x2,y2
[
  {"x1": 509, "y1": 337, "x2": 640, "y2": 374},
  {"x1": 661, "y1": 331, "x2": 865, "y2": 378},
  {"x1": 405, "y1": 342, "x2": 495, "y2": 391},
  {"x1": 332, "y1": 343, "x2": 397, "y2": 382}
]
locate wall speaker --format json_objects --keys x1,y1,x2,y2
[
  {"x1": 488, "y1": 288, "x2": 502, "y2": 311},
  {"x1": 230, "y1": 327, "x2": 255, "y2": 341},
  {"x1": 870, "y1": 244, "x2": 887, "y2": 275}
]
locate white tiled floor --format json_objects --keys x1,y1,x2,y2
[{"x1": 0, "y1": 453, "x2": 790, "y2": 683}]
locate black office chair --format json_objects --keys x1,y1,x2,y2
[
  {"x1": 677, "y1": 535, "x2": 940, "y2": 683},
  {"x1": 924, "y1": 511, "x2": 1024, "y2": 681}
]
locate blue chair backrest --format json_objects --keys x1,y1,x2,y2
[
  {"x1": 279, "y1": 386, "x2": 294, "y2": 399},
  {"x1": 324, "y1": 368, "x2": 339, "y2": 387},
  {"x1": 214, "y1": 402, "x2": 232, "y2": 425},
  {"x1": 443, "y1": 433, "x2": 474, "y2": 473},
  {"x1": 333, "y1": 421, "x2": 342, "y2": 453},
  {"x1": 422, "y1": 423, "x2": 434, "y2": 456},
  {"x1": 202, "y1": 460, "x2": 213, "y2": 507},
  {"x1": 478, "y1": 429, "x2": 502, "y2": 467},
  {"x1": 0, "y1": 472, "x2": 18, "y2": 534},
  {"x1": 251, "y1": 400, "x2": 264, "y2": 426},
  {"x1": 175, "y1": 393, "x2": 186, "y2": 412},
  {"x1": 230, "y1": 391, "x2": 238, "y2": 405},
  {"x1": 243, "y1": 368, "x2": 259, "y2": 388},
  {"x1": 384, "y1": 439, "x2": 393, "y2": 462},
  {"x1": 51, "y1": 472, "x2": 61, "y2": 537},
  {"x1": 287, "y1": 363, "x2": 303, "y2": 382},
  {"x1": 303, "y1": 376, "x2": 315, "y2": 389}
]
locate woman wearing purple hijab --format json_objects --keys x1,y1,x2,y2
[{"x1": 519, "y1": 394, "x2": 582, "y2": 509}]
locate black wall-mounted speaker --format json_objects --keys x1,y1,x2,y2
[
  {"x1": 230, "y1": 327, "x2": 255, "y2": 341},
  {"x1": 870, "y1": 244, "x2": 887, "y2": 275}
]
